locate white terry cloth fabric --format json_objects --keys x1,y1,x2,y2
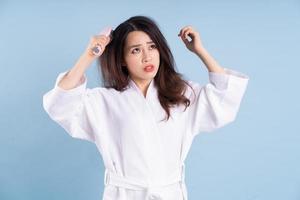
[{"x1": 43, "y1": 68, "x2": 249, "y2": 200}]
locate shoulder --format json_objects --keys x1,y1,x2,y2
[
  {"x1": 84, "y1": 86, "x2": 121, "y2": 100},
  {"x1": 186, "y1": 80, "x2": 201, "y2": 89},
  {"x1": 183, "y1": 80, "x2": 202, "y2": 98}
]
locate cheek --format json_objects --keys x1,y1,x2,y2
[
  {"x1": 126, "y1": 56, "x2": 139, "y2": 67},
  {"x1": 153, "y1": 49, "x2": 160, "y2": 57},
  {"x1": 124, "y1": 56, "x2": 140, "y2": 72},
  {"x1": 154, "y1": 51, "x2": 160, "y2": 63}
]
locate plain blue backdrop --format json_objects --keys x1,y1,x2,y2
[{"x1": 1, "y1": 0, "x2": 300, "y2": 199}]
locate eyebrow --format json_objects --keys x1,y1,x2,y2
[{"x1": 127, "y1": 41, "x2": 155, "y2": 50}]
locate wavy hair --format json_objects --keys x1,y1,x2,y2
[{"x1": 98, "y1": 15, "x2": 195, "y2": 121}]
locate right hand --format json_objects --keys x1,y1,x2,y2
[{"x1": 83, "y1": 34, "x2": 111, "y2": 59}]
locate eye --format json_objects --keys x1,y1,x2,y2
[
  {"x1": 150, "y1": 44, "x2": 157, "y2": 49},
  {"x1": 131, "y1": 48, "x2": 140, "y2": 54}
]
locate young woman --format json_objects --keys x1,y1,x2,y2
[{"x1": 43, "y1": 15, "x2": 249, "y2": 200}]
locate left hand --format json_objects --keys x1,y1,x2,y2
[{"x1": 178, "y1": 26, "x2": 204, "y2": 53}]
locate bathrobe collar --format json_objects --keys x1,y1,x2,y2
[{"x1": 128, "y1": 78, "x2": 157, "y2": 99}]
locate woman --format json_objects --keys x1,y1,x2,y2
[{"x1": 43, "y1": 15, "x2": 249, "y2": 200}]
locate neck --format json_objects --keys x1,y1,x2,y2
[{"x1": 131, "y1": 78, "x2": 153, "y2": 97}]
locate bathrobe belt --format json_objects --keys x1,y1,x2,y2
[{"x1": 104, "y1": 162, "x2": 188, "y2": 200}]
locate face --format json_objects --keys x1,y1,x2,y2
[{"x1": 122, "y1": 31, "x2": 160, "y2": 87}]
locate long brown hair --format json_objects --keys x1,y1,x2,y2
[{"x1": 98, "y1": 15, "x2": 195, "y2": 121}]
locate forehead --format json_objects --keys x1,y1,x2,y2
[{"x1": 125, "y1": 31, "x2": 152, "y2": 46}]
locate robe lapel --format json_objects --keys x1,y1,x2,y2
[{"x1": 127, "y1": 78, "x2": 167, "y2": 185}]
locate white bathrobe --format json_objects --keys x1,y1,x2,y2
[{"x1": 43, "y1": 68, "x2": 249, "y2": 200}]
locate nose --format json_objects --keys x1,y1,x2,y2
[{"x1": 142, "y1": 49, "x2": 152, "y2": 63}]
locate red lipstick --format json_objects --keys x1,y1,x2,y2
[{"x1": 144, "y1": 65, "x2": 154, "y2": 72}]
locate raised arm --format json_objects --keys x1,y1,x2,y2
[
  {"x1": 43, "y1": 31, "x2": 111, "y2": 142},
  {"x1": 178, "y1": 25, "x2": 225, "y2": 74},
  {"x1": 178, "y1": 26, "x2": 249, "y2": 137},
  {"x1": 58, "y1": 33, "x2": 111, "y2": 90}
]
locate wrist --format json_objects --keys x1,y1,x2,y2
[
  {"x1": 194, "y1": 46, "x2": 206, "y2": 56},
  {"x1": 72, "y1": 53, "x2": 94, "y2": 72},
  {"x1": 81, "y1": 51, "x2": 96, "y2": 62}
]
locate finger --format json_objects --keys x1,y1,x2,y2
[
  {"x1": 103, "y1": 36, "x2": 111, "y2": 44},
  {"x1": 178, "y1": 26, "x2": 190, "y2": 36},
  {"x1": 182, "y1": 37, "x2": 190, "y2": 46},
  {"x1": 95, "y1": 37, "x2": 108, "y2": 46},
  {"x1": 91, "y1": 44, "x2": 103, "y2": 56},
  {"x1": 178, "y1": 29, "x2": 182, "y2": 36},
  {"x1": 184, "y1": 27, "x2": 194, "y2": 35},
  {"x1": 181, "y1": 25, "x2": 192, "y2": 32},
  {"x1": 184, "y1": 30, "x2": 193, "y2": 40},
  {"x1": 182, "y1": 30, "x2": 191, "y2": 40},
  {"x1": 179, "y1": 27, "x2": 193, "y2": 39},
  {"x1": 105, "y1": 36, "x2": 112, "y2": 44},
  {"x1": 93, "y1": 35, "x2": 109, "y2": 44},
  {"x1": 185, "y1": 29, "x2": 198, "y2": 41},
  {"x1": 178, "y1": 27, "x2": 187, "y2": 36},
  {"x1": 181, "y1": 34, "x2": 190, "y2": 44},
  {"x1": 181, "y1": 25, "x2": 192, "y2": 31}
]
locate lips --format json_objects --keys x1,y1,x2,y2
[{"x1": 144, "y1": 64, "x2": 154, "y2": 72}]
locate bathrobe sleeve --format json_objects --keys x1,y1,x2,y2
[
  {"x1": 186, "y1": 68, "x2": 249, "y2": 137},
  {"x1": 43, "y1": 70, "x2": 97, "y2": 143}
]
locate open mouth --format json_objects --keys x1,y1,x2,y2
[{"x1": 144, "y1": 65, "x2": 154, "y2": 72}]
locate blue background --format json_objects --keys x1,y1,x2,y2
[{"x1": 1, "y1": 0, "x2": 300, "y2": 199}]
